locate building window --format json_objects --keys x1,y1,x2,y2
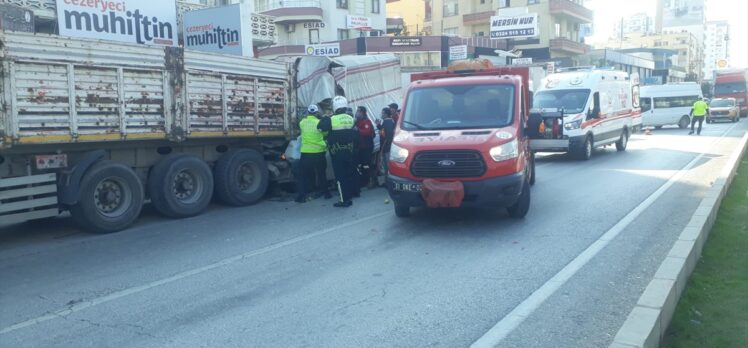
[
  {"x1": 443, "y1": 0, "x2": 458, "y2": 17},
  {"x1": 528, "y1": 0, "x2": 539, "y2": 3},
  {"x1": 309, "y1": 29, "x2": 320, "y2": 44},
  {"x1": 443, "y1": 27, "x2": 458, "y2": 36},
  {"x1": 371, "y1": 0, "x2": 380, "y2": 13},
  {"x1": 338, "y1": 29, "x2": 350, "y2": 40},
  {"x1": 337, "y1": 0, "x2": 348, "y2": 9},
  {"x1": 498, "y1": 0, "x2": 511, "y2": 8},
  {"x1": 480, "y1": 0, "x2": 486, "y2": 4}
]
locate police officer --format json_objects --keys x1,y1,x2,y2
[
  {"x1": 296, "y1": 104, "x2": 330, "y2": 203},
  {"x1": 689, "y1": 97, "x2": 710, "y2": 135},
  {"x1": 318, "y1": 96, "x2": 356, "y2": 207}
]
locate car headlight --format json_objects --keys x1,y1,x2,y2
[
  {"x1": 564, "y1": 119, "x2": 582, "y2": 130},
  {"x1": 389, "y1": 143, "x2": 409, "y2": 163},
  {"x1": 489, "y1": 139, "x2": 519, "y2": 162}
]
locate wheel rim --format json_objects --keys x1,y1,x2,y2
[
  {"x1": 237, "y1": 161, "x2": 262, "y2": 193},
  {"x1": 172, "y1": 169, "x2": 203, "y2": 204},
  {"x1": 94, "y1": 176, "x2": 132, "y2": 218}
]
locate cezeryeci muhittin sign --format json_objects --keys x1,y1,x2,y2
[{"x1": 56, "y1": 0, "x2": 177, "y2": 46}]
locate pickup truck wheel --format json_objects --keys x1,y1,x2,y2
[
  {"x1": 507, "y1": 181, "x2": 530, "y2": 219},
  {"x1": 528, "y1": 152, "x2": 536, "y2": 186},
  {"x1": 70, "y1": 161, "x2": 144, "y2": 233},
  {"x1": 214, "y1": 149, "x2": 269, "y2": 206},
  {"x1": 678, "y1": 116, "x2": 690, "y2": 129},
  {"x1": 149, "y1": 154, "x2": 213, "y2": 218},
  {"x1": 615, "y1": 129, "x2": 629, "y2": 152},
  {"x1": 394, "y1": 204, "x2": 410, "y2": 218}
]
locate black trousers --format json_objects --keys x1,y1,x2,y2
[
  {"x1": 357, "y1": 147, "x2": 373, "y2": 189},
  {"x1": 299, "y1": 152, "x2": 328, "y2": 198},
  {"x1": 331, "y1": 149, "x2": 356, "y2": 203},
  {"x1": 691, "y1": 116, "x2": 704, "y2": 134}
]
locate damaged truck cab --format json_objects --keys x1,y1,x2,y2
[{"x1": 386, "y1": 67, "x2": 535, "y2": 218}]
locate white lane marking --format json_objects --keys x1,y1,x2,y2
[
  {"x1": 472, "y1": 123, "x2": 740, "y2": 347},
  {"x1": 0, "y1": 211, "x2": 391, "y2": 335}
]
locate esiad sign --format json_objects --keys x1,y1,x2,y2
[{"x1": 55, "y1": 0, "x2": 177, "y2": 46}]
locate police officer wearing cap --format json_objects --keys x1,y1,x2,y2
[
  {"x1": 318, "y1": 96, "x2": 356, "y2": 207},
  {"x1": 296, "y1": 104, "x2": 330, "y2": 203}
]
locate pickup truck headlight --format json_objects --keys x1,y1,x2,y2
[
  {"x1": 389, "y1": 143, "x2": 409, "y2": 163},
  {"x1": 564, "y1": 119, "x2": 582, "y2": 130},
  {"x1": 489, "y1": 139, "x2": 518, "y2": 162}
]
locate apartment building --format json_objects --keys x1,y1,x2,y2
[
  {"x1": 600, "y1": 31, "x2": 703, "y2": 81},
  {"x1": 424, "y1": 0, "x2": 593, "y2": 60},
  {"x1": 385, "y1": 0, "x2": 426, "y2": 36},
  {"x1": 703, "y1": 20, "x2": 729, "y2": 80}
]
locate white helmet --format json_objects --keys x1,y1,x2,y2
[
  {"x1": 307, "y1": 104, "x2": 319, "y2": 114},
  {"x1": 332, "y1": 96, "x2": 348, "y2": 112}
]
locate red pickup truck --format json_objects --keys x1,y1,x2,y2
[{"x1": 386, "y1": 67, "x2": 536, "y2": 218}]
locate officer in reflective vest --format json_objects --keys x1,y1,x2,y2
[
  {"x1": 689, "y1": 97, "x2": 710, "y2": 135},
  {"x1": 318, "y1": 96, "x2": 357, "y2": 207},
  {"x1": 296, "y1": 104, "x2": 331, "y2": 203}
]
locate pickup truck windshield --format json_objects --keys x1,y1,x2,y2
[
  {"x1": 715, "y1": 82, "x2": 747, "y2": 94},
  {"x1": 402, "y1": 84, "x2": 515, "y2": 130},
  {"x1": 533, "y1": 89, "x2": 591, "y2": 114},
  {"x1": 710, "y1": 99, "x2": 735, "y2": 107}
]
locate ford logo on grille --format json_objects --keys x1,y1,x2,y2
[{"x1": 437, "y1": 160, "x2": 456, "y2": 167}]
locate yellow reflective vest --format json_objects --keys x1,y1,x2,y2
[{"x1": 299, "y1": 115, "x2": 326, "y2": 153}]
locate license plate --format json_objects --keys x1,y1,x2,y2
[
  {"x1": 35, "y1": 154, "x2": 68, "y2": 169},
  {"x1": 394, "y1": 182, "x2": 422, "y2": 192}
]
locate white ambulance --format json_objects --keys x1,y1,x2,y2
[{"x1": 529, "y1": 67, "x2": 641, "y2": 160}]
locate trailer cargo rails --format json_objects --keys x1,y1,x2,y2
[{"x1": 0, "y1": 32, "x2": 295, "y2": 232}]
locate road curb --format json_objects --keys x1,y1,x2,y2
[{"x1": 610, "y1": 131, "x2": 748, "y2": 348}]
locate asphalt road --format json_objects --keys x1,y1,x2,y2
[{"x1": 1, "y1": 120, "x2": 746, "y2": 348}]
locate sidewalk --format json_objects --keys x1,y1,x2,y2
[{"x1": 662, "y1": 154, "x2": 748, "y2": 347}]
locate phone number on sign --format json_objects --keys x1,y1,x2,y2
[{"x1": 490, "y1": 29, "x2": 535, "y2": 38}]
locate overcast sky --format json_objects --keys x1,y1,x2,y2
[{"x1": 587, "y1": 0, "x2": 747, "y2": 68}]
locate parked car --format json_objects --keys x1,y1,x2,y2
[{"x1": 707, "y1": 98, "x2": 740, "y2": 123}]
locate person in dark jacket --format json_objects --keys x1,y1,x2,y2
[
  {"x1": 388, "y1": 103, "x2": 400, "y2": 124},
  {"x1": 317, "y1": 96, "x2": 356, "y2": 207},
  {"x1": 355, "y1": 106, "x2": 375, "y2": 191},
  {"x1": 378, "y1": 107, "x2": 396, "y2": 176}
]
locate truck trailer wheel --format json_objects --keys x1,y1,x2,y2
[
  {"x1": 394, "y1": 204, "x2": 411, "y2": 218},
  {"x1": 70, "y1": 161, "x2": 144, "y2": 233},
  {"x1": 507, "y1": 181, "x2": 530, "y2": 219},
  {"x1": 213, "y1": 149, "x2": 269, "y2": 206},
  {"x1": 149, "y1": 154, "x2": 213, "y2": 218}
]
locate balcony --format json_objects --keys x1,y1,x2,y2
[
  {"x1": 549, "y1": 0, "x2": 593, "y2": 23},
  {"x1": 255, "y1": 0, "x2": 323, "y2": 23},
  {"x1": 463, "y1": 11, "x2": 493, "y2": 26},
  {"x1": 2, "y1": 0, "x2": 56, "y2": 19},
  {"x1": 387, "y1": 17, "x2": 405, "y2": 35},
  {"x1": 550, "y1": 38, "x2": 590, "y2": 55}
]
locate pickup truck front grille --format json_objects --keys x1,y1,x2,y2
[{"x1": 410, "y1": 150, "x2": 486, "y2": 178}]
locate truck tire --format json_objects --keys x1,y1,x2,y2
[
  {"x1": 575, "y1": 135, "x2": 593, "y2": 161},
  {"x1": 394, "y1": 204, "x2": 410, "y2": 218},
  {"x1": 149, "y1": 154, "x2": 213, "y2": 218},
  {"x1": 213, "y1": 149, "x2": 269, "y2": 206},
  {"x1": 678, "y1": 115, "x2": 690, "y2": 129},
  {"x1": 70, "y1": 161, "x2": 144, "y2": 233},
  {"x1": 615, "y1": 128, "x2": 629, "y2": 152},
  {"x1": 507, "y1": 181, "x2": 530, "y2": 219},
  {"x1": 528, "y1": 152, "x2": 536, "y2": 186}
]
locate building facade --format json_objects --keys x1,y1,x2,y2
[
  {"x1": 703, "y1": 20, "x2": 729, "y2": 80},
  {"x1": 600, "y1": 31, "x2": 703, "y2": 81},
  {"x1": 423, "y1": 0, "x2": 593, "y2": 61},
  {"x1": 385, "y1": 0, "x2": 426, "y2": 36},
  {"x1": 613, "y1": 12, "x2": 654, "y2": 37}
]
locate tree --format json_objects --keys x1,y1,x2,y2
[{"x1": 701, "y1": 81, "x2": 713, "y2": 98}]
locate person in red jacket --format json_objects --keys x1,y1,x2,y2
[{"x1": 355, "y1": 106, "x2": 375, "y2": 194}]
